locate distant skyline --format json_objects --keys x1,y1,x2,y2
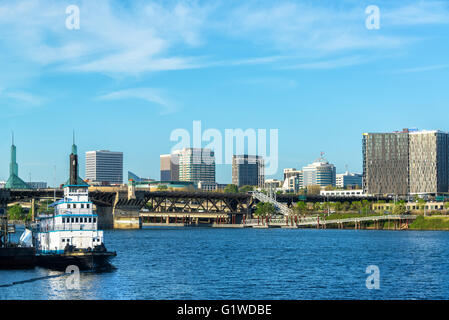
[{"x1": 1, "y1": 0, "x2": 448, "y2": 185}]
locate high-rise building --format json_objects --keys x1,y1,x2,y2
[
  {"x1": 160, "y1": 152, "x2": 179, "y2": 181},
  {"x1": 336, "y1": 172, "x2": 363, "y2": 189},
  {"x1": 282, "y1": 168, "x2": 303, "y2": 192},
  {"x1": 409, "y1": 130, "x2": 449, "y2": 195},
  {"x1": 232, "y1": 155, "x2": 265, "y2": 188},
  {"x1": 85, "y1": 150, "x2": 123, "y2": 184},
  {"x1": 302, "y1": 157, "x2": 336, "y2": 187},
  {"x1": 178, "y1": 148, "x2": 215, "y2": 184},
  {"x1": 362, "y1": 131, "x2": 410, "y2": 195},
  {"x1": 363, "y1": 129, "x2": 449, "y2": 195}
]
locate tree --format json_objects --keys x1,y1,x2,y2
[
  {"x1": 239, "y1": 185, "x2": 254, "y2": 193},
  {"x1": 255, "y1": 202, "x2": 276, "y2": 218},
  {"x1": 157, "y1": 185, "x2": 168, "y2": 190},
  {"x1": 334, "y1": 202, "x2": 342, "y2": 212},
  {"x1": 393, "y1": 203, "x2": 406, "y2": 215},
  {"x1": 224, "y1": 184, "x2": 238, "y2": 193},
  {"x1": 342, "y1": 201, "x2": 351, "y2": 212},
  {"x1": 313, "y1": 202, "x2": 322, "y2": 212},
  {"x1": 294, "y1": 201, "x2": 308, "y2": 214},
  {"x1": 8, "y1": 204, "x2": 24, "y2": 221}
]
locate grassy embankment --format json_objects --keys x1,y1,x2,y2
[{"x1": 409, "y1": 215, "x2": 449, "y2": 231}]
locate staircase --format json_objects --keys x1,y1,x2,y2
[{"x1": 251, "y1": 191, "x2": 293, "y2": 217}]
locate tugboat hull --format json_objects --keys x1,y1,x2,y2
[
  {"x1": 0, "y1": 247, "x2": 36, "y2": 269},
  {"x1": 36, "y1": 251, "x2": 116, "y2": 271}
]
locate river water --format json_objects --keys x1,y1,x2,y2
[{"x1": 1, "y1": 227, "x2": 449, "y2": 300}]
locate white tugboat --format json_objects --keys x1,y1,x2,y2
[{"x1": 34, "y1": 139, "x2": 116, "y2": 270}]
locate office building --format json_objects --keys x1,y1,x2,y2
[
  {"x1": 336, "y1": 172, "x2": 363, "y2": 189},
  {"x1": 363, "y1": 129, "x2": 449, "y2": 195},
  {"x1": 85, "y1": 150, "x2": 123, "y2": 185},
  {"x1": 409, "y1": 130, "x2": 449, "y2": 194},
  {"x1": 28, "y1": 182, "x2": 47, "y2": 189},
  {"x1": 282, "y1": 168, "x2": 303, "y2": 192},
  {"x1": 160, "y1": 152, "x2": 180, "y2": 181},
  {"x1": 178, "y1": 148, "x2": 215, "y2": 184},
  {"x1": 302, "y1": 157, "x2": 336, "y2": 188},
  {"x1": 232, "y1": 155, "x2": 265, "y2": 188}
]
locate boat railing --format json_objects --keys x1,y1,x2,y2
[{"x1": 39, "y1": 223, "x2": 98, "y2": 232}]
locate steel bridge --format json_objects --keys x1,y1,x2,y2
[{"x1": 1, "y1": 189, "x2": 391, "y2": 208}]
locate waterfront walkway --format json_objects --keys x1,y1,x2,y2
[{"x1": 243, "y1": 214, "x2": 417, "y2": 229}]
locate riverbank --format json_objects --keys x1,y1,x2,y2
[{"x1": 408, "y1": 215, "x2": 449, "y2": 231}]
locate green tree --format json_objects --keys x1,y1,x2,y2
[
  {"x1": 239, "y1": 185, "x2": 254, "y2": 193},
  {"x1": 393, "y1": 203, "x2": 406, "y2": 215},
  {"x1": 294, "y1": 201, "x2": 308, "y2": 214},
  {"x1": 224, "y1": 184, "x2": 238, "y2": 193},
  {"x1": 255, "y1": 202, "x2": 276, "y2": 218},
  {"x1": 342, "y1": 201, "x2": 351, "y2": 212},
  {"x1": 8, "y1": 204, "x2": 24, "y2": 221},
  {"x1": 334, "y1": 202, "x2": 342, "y2": 212}
]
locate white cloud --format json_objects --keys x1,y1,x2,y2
[
  {"x1": 383, "y1": 1, "x2": 449, "y2": 26},
  {"x1": 0, "y1": 0, "x2": 447, "y2": 77},
  {"x1": 96, "y1": 88, "x2": 175, "y2": 114},
  {"x1": 0, "y1": 89, "x2": 45, "y2": 106}
]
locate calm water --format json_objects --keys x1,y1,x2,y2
[{"x1": 1, "y1": 227, "x2": 449, "y2": 300}]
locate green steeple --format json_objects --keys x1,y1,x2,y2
[{"x1": 5, "y1": 132, "x2": 30, "y2": 189}]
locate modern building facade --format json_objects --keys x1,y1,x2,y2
[
  {"x1": 363, "y1": 129, "x2": 449, "y2": 195},
  {"x1": 28, "y1": 182, "x2": 47, "y2": 189},
  {"x1": 85, "y1": 150, "x2": 123, "y2": 185},
  {"x1": 178, "y1": 148, "x2": 215, "y2": 184},
  {"x1": 160, "y1": 152, "x2": 179, "y2": 181},
  {"x1": 336, "y1": 171, "x2": 363, "y2": 189},
  {"x1": 232, "y1": 155, "x2": 265, "y2": 188},
  {"x1": 409, "y1": 130, "x2": 449, "y2": 194},
  {"x1": 302, "y1": 158, "x2": 336, "y2": 188},
  {"x1": 282, "y1": 168, "x2": 303, "y2": 192}
]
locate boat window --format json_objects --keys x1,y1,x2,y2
[
  {"x1": 75, "y1": 218, "x2": 79, "y2": 223},
  {"x1": 93, "y1": 218, "x2": 97, "y2": 223},
  {"x1": 81, "y1": 204, "x2": 84, "y2": 209},
  {"x1": 73, "y1": 204, "x2": 77, "y2": 209},
  {"x1": 62, "y1": 239, "x2": 65, "y2": 242},
  {"x1": 62, "y1": 218, "x2": 65, "y2": 223},
  {"x1": 67, "y1": 204, "x2": 71, "y2": 209},
  {"x1": 87, "y1": 204, "x2": 90, "y2": 209},
  {"x1": 89, "y1": 218, "x2": 92, "y2": 223}
]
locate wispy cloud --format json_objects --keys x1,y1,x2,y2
[
  {"x1": 0, "y1": 0, "x2": 448, "y2": 77},
  {"x1": 383, "y1": 1, "x2": 449, "y2": 26},
  {"x1": 0, "y1": 89, "x2": 45, "y2": 106},
  {"x1": 96, "y1": 88, "x2": 175, "y2": 114},
  {"x1": 394, "y1": 64, "x2": 449, "y2": 73}
]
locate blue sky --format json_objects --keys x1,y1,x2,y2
[{"x1": 0, "y1": 0, "x2": 448, "y2": 185}]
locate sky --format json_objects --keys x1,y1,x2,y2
[{"x1": 0, "y1": 0, "x2": 448, "y2": 185}]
